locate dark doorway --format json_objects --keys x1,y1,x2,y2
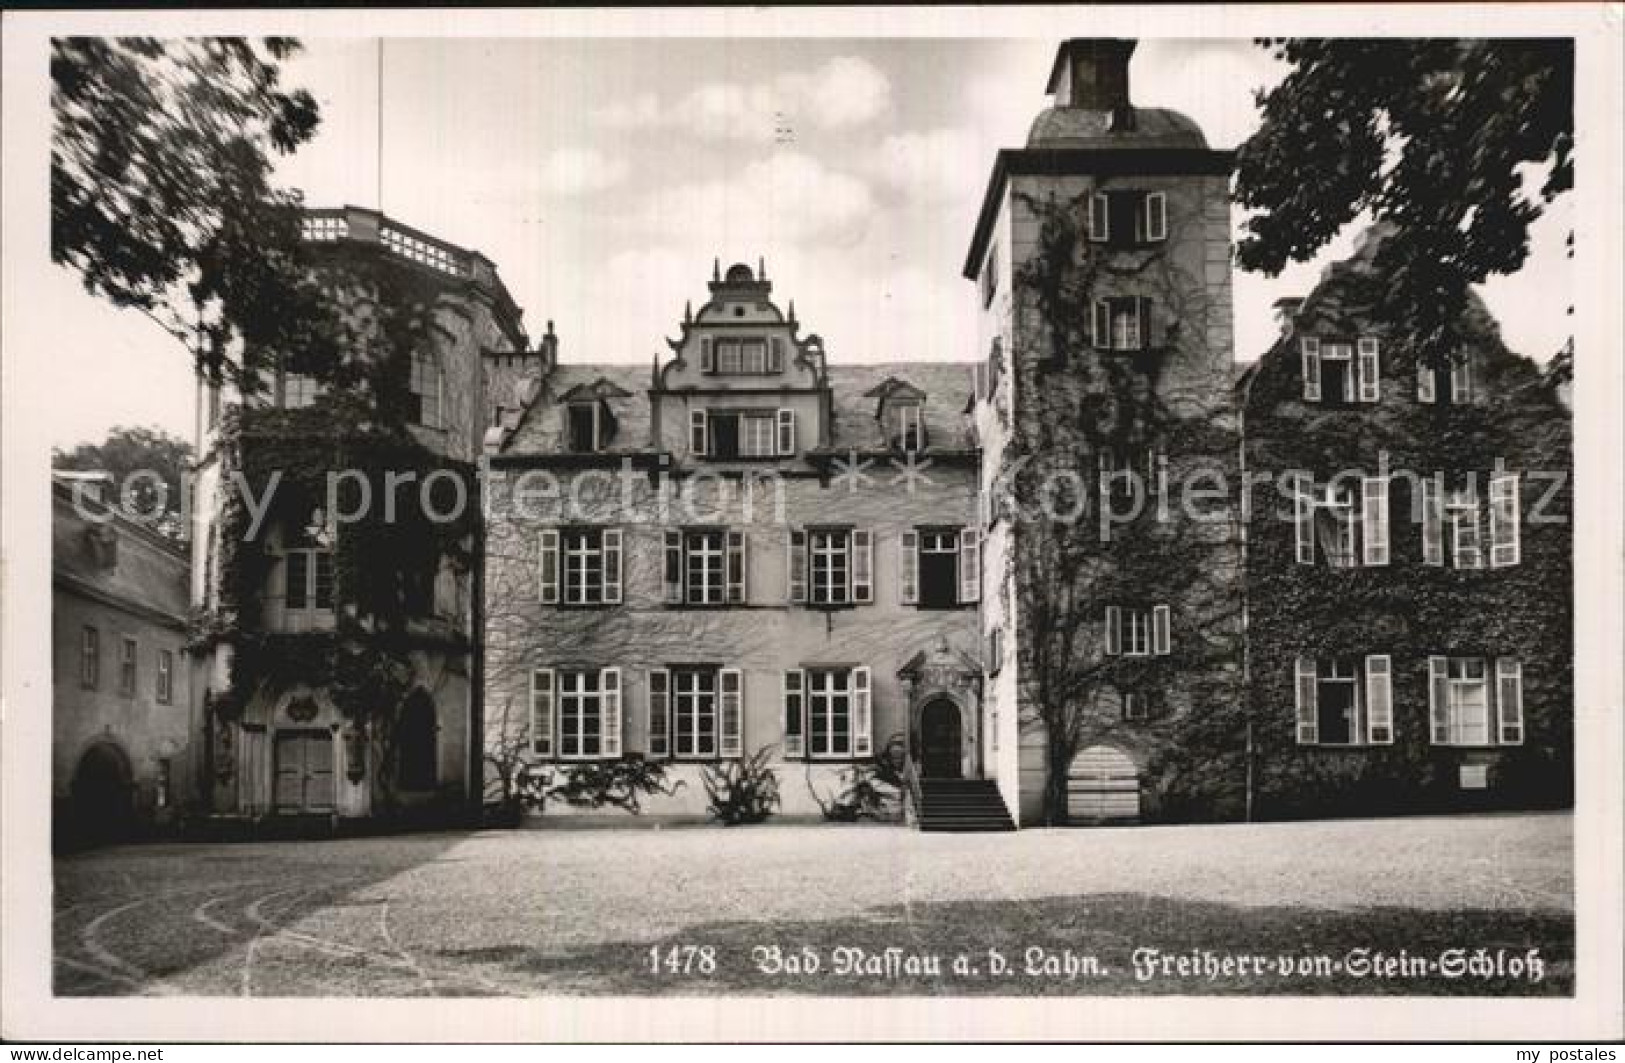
[
  {"x1": 67, "y1": 742, "x2": 133, "y2": 847},
  {"x1": 918, "y1": 531, "x2": 959, "y2": 609},
  {"x1": 919, "y1": 699, "x2": 962, "y2": 778},
  {"x1": 396, "y1": 690, "x2": 439, "y2": 792}
]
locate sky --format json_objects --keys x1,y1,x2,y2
[{"x1": 40, "y1": 36, "x2": 1572, "y2": 452}]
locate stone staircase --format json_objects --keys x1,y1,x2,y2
[{"x1": 916, "y1": 778, "x2": 1017, "y2": 832}]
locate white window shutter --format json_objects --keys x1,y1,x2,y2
[
  {"x1": 1450, "y1": 358, "x2": 1472, "y2": 404},
  {"x1": 1152, "y1": 604, "x2": 1171, "y2": 655},
  {"x1": 1428, "y1": 656, "x2": 1450, "y2": 745},
  {"x1": 852, "y1": 529, "x2": 873, "y2": 603},
  {"x1": 1496, "y1": 658, "x2": 1524, "y2": 745},
  {"x1": 852, "y1": 666, "x2": 872, "y2": 757},
  {"x1": 1092, "y1": 300, "x2": 1110, "y2": 349},
  {"x1": 1301, "y1": 337, "x2": 1322, "y2": 401},
  {"x1": 1451, "y1": 491, "x2": 1484, "y2": 570},
  {"x1": 1365, "y1": 655, "x2": 1393, "y2": 744},
  {"x1": 1417, "y1": 364, "x2": 1437, "y2": 403},
  {"x1": 776, "y1": 408, "x2": 796, "y2": 456},
  {"x1": 689, "y1": 408, "x2": 708, "y2": 457},
  {"x1": 720, "y1": 668, "x2": 744, "y2": 757},
  {"x1": 1421, "y1": 474, "x2": 1444, "y2": 565},
  {"x1": 663, "y1": 530, "x2": 684, "y2": 604},
  {"x1": 958, "y1": 527, "x2": 981, "y2": 604},
  {"x1": 1489, "y1": 473, "x2": 1521, "y2": 568},
  {"x1": 1088, "y1": 192, "x2": 1109, "y2": 242},
  {"x1": 1144, "y1": 192, "x2": 1167, "y2": 241},
  {"x1": 787, "y1": 529, "x2": 807, "y2": 603},
  {"x1": 1293, "y1": 474, "x2": 1315, "y2": 565},
  {"x1": 599, "y1": 668, "x2": 622, "y2": 758},
  {"x1": 726, "y1": 529, "x2": 747, "y2": 603},
  {"x1": 700, "y1": 336, "x2": 714, "y2": 373},
  {"x1": 1361, "y1": 476, "x2": 1390, "y2": 566},
  {"x1": 769, "y1": 337, "x2": 784, "y2": 373},
  {"x1": 601, "y1": 528, "x2": 623, "y2": 603},
  {"x1": 782, "y1": 669, "x2": 805, "y2": 758},
  {"x1": 531, "y1": 668, "x2": 555, "y2": 756},
  {"x1": 899, "y1": 530, "x2": 919, "y2": 604},
  {"x1": 539, "y1": 529, "x2": 560, "y2": 604},
  {"x1": 647, "y1": 668, "x2": 670, "y2": 758},
  {"x1": 1357, "y1": 337, "x2": 1381, "y2": 402},
  {"x1": 1295, "y1": 658, "x2": 1318, "y2": 745},
  {"x1": 1104, "y1": 605, "x2": 1122, "y2": 656}
]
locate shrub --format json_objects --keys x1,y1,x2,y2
[{"x1": 701, "y1": 745, "x2": 781, "y2": 825}]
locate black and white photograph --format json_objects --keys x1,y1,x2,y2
[{"x1": 2, "y1": 4, "x2": 1620, "y2": 1046}]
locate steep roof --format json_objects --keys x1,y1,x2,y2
[{"x1": 504, "y1": 363, "x2": 652, "y2": 456}]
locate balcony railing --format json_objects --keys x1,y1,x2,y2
[{"x1": 301, "y1": 206, "x2": 471, "y2": 281}]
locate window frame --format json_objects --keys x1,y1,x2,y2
[
  {"x1": 117, "y1": 636, "x2": 138, "y2": 697},
  {"x1": 806, "y1": 668, "x2": 853, "y2": 760},
  {"x1": 671, "y1": 665, "x2": 720, "y2": 760},
  {"x1": 409, "y1": 349, "x2": 444, "y2": 430},
  {"x1": 80, "y1": 626, "x2": 100, "y2": 690},
  {"x1": 156, "y1": 648, "x2": 174, "y2": 705}
]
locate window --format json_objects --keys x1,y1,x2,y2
[
  {"x1": 693, "y1": 409, "x2": 792, "y2": 458},
  {"x1": 530, "y1": 667, "x2": 622, "y2": 760},
  {"x1": 703, "y1": 336, "x2": 783, "y2": 375},
  {"x1": 1087, "y1": 190, "x2": 1168, "y2": 246},
  {"x1": 283, "y1": 373, "x2": 322, "y2": 409},
  {"x1": 663, "y1": 529, "x2": 745, "y2": 606},
  {"x1": 986, "y1": 625, "x2": 1004, "y2": 678},
  {"x1": 811, "y1": 531, "x2": 850, "y2": 605},
  {"x1": 408, "y1": 351, "x2": 443, "y2": 429},
  {"x1": 1120, "y1": 688, "x2": 1158, "y2": 722},
  {"x1": 118, "y1": 637, "x2": 137, "y2": 697},
  {"x1": 1294, "y1": 655, "x2": 1393, "y2": 746},
  {"x1": 1098, "y1": 446, "x2": 1164, "y2": 507},
  {"x1": 1292, "y1": 475, "x2": 1389, "y2": 568},
  {"x1": 285, "y1": 548, "x2": 335, "y2": 611},
  {"x1": 1301, "y1": 336, "x2": 1381, "y2": 404},
  {"x1": 782, "y1": 667, "x2": 871, "y2": 760},
  {"x1": 892, "y1": 403, "x2": 924, "y2": 452},
  {"x1": 981, "y1": 244, "x2": 999, "y2": 308},
  {"x1": 540, "y1": 528, "x2": 623, "y2": 606},
  {"x1": 788, "y1": 528, "x2": 872, "y2": 606},
  {"x1": 1428, "y1": 656, "x2": 1516, "y2": 747},
  {"x1": 900, "y1": 528, "x2": 980, "y2": 608},
  {"x1": 80, "y1": 626, "x2": 99, "y2": 689},
  {"x1": 1421, "y1": 473, "x2": 1519, "y2": 570},
  {"x1": 1418, "y1": 355, "x2": 1473, "y2": 405},
  {"x1": 1103, "y1": 605, "x2": 1170, "y2": 657},
  {"x1": 567, "y1": 402, "x2": 611, "y2": 453},
  {"x1": 156, "y1": 649, "x2": 174, "y2": 705},
  {"x1": 1091, "y1": 297, "x2": 1151, "y2": 352}
]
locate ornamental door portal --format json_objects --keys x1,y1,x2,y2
[{"x1": 898, "y1": 635, "x2": 983, "y2": 780}]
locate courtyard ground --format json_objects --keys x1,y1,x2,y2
[{"x1": 52, "y1": 811, "x2": 1572, "y2": 997}]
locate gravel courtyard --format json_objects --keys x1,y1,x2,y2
[{"x1": 53, "y1": 812, "x2": 1573, "y2": 997}]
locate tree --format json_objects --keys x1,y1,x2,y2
[
  {"x1": 52, "y1": 37, "x2": 329, "y2": 394},
  {"x1": 1234, "y1": 39, "x2": 1573, "y2": 369},
  {"x1": 53, "y1": 424, "x2": 194, "y2": 539}
]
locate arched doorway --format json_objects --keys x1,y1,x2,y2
[
  {"x1": 1067, "y1": 745, "x2": 1140, "y2": 824},
  {"x1": 70, "y1": 742, "x2": 134, "y2": 846},
  {"x1": 919, "y1": 698, "x2": 962, "y2": 779}
]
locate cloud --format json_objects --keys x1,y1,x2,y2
[
  {"x1": 538, "y1": 147, "x2": 630, "y2": 196},
  {"x1": 597, "y1": 56, "x2": 891, "y2": 142},
  {"x1": 643, "y1": 152, "x2": 876, "y2": 248},
  {"x1": 868, "y1": 127, "x2": 986, "y2": 206}
]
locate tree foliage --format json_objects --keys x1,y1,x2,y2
[
  {"x1": 53, "y1": 424, "x2": 193, "y2": 538},
  {"x1": 52, "y1": 37, "x2": 328, "y2": 392},
  {"x1": 1234, "y1": 39, "x2": 1573, "y2": 367}
]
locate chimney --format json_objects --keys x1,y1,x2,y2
[
  {"x1": 1272, "y1": 297, "x2": 1304, "y2": 335},
  {"x1": 1047, "y1": 38, "x2": 1137, "y2": 119},
  {"x1": 540, "y1": 320, "x2": 558, "y2": 370}
]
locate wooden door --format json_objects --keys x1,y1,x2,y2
[{"x1": 274, "y1": 731, "x2": 335, "y2": 812}]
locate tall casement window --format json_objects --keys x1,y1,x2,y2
[
  {"x1": 1417, "y1": 353, "x2": 1473, "y2": 405},
  {"x1": 1420, "y1": 472, "x2": 1520, "y2": 569},
  {"x1": 782, "y1": 667, "x2": 871, "y2": 760},
  {"x1": 118, "y1": 636, "x2": 138, "y2": 697},
  {"x1": 1087, "y1": 189, "x2": 1168, "y2": 246},
  {"x1": 408, "y1": 350, "x2": 443, "y2": 429},
  {"x1": 788, "y1": 528, "x2": 873, "y2": 606},
  {"x1": 285, "y1": 545, "x2": 336, "y2": 613},
  {"x1": 80, "y1": 626, "x2": 100, "y2": 689},
  {"x1": 664, "y1": 529, "x2": 746, "y2": 605},
  {"x1": 892, "y1": 402, "x2": 924, "y2": 452},
  {"x1": 701, "y1": 336, "x2": 784, "y2": 375},
  {"x1": 539, "y1": 527, "x2": 623, "y2": 606},
  {"x1": 530, "y1": 667, "x2": 622, "y2": 760},
  {"x1": 1103, "y1": 604, "x2": 1171, "y2": 657},
  {"x1": 690, "y1": 408, "x2": 796, "y2": 458},
  {"x1": 1300, "y1": 336, "x2": 1381, "y2": 404},
  {"x1": 1091, "y1": 297, "x2": 1152, "y2": 352},
  {"x1": 1429, "y1": 656, "x2": 1523, "y2": 747},
  {"x1": 646, "y1": 666, "x2": 743, "y2": 760},
  {"x1": 1292, "y1": 474, "x2": 1390, "y2": 568},
  {"x1": 1294, "y1": 655, "x2": 1393, "y2": 746},
  {"x1": 899, "y1": 528, "x2": 980, "y2": 608},
  {"x1": 156, "y1": 649, "x2": 174, "y2": 705}
]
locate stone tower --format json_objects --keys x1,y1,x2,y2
[{"x1": 963, "y1": 39, "x2": 1241, "y2": 826}]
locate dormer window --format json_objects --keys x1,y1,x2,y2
[
  {"x1": 1087, "y1": 190, "x2": 1167, "y2": 247},
  {"x1": 893, "y1": 403, "x2": 924, "y2": 451},
  {"x1": 1301, "y1": 336, "x2": 1381, "y2": 404},
  {"x1": 690, "y1": 408, "x2": 796, "y2": 459},
  {"x1": 567, "y1": 401, "x2": 612, "y2": 453}
]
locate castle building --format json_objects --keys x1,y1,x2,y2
[
  {"x1": 190, "y1": 206, "x2": 526, "y2": 829},
  {"x1": 52, "y1": 473, "x2": 194, "y2": 848},
  {"x1": 1239, "y1": 228, "x2": 1573, "y2": 816}
]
